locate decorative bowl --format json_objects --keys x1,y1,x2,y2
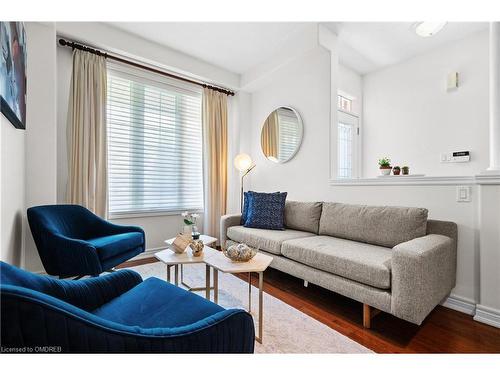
[{"x1": 223, "y1": 243, "x2": 257, "y2": 262}]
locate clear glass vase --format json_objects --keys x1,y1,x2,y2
[
  {"x1": 183, "y1": 224, "x2": 193, "y2": 237},
  {"x1": 192, "y1": 225, "x2": 200, "y2": 239}
]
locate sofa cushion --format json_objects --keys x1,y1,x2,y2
[
  {"x1": 244, "y1": 192, "x2": 287, "y2": 230},
  {"x1": 284, "y1": 201, "x2": 323, "y2": 234},
  {"x1": 318, "y1": 202, "x2": 428, "y2": 248},
  {"x1": 227, "y1": 225, "x2": 315, "y2": 255},
  {"x1": 93, "y1": 277, "x2": 224, "y2": 328},
  {"x1": 88, "y1": 232, "x2": 144, "y2": 261},
  {"x1": 281, "y1": 236, "x2": 393, "y2": 289}
]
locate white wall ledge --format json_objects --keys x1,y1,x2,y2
[
  {"x1": 475, "y1": 173, "x2": 500, "y2": 184},
  {"x1": 329, "y1": 175, "x2": 481, "y2": 186}
]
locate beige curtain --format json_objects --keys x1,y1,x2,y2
[
  {"x1": 202, "y1": 88, "x2": 228, "y2": 240},
  {"x1": 261, "y1": 110, "x2": 279, "y2": 159},
  {"x1": 67, "y1": 50, "x2": 108, "y2": 217}
]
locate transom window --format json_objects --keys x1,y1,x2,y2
[
  {"x1": 106, "y1": 64, "x2": 204, "y2": 216},
  {"x1": 338, "y1": 95, "x2": 352, "y2": 112}
]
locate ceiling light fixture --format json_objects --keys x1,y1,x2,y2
[{"x1": 414, "y1": 22, "x2": 447, "y2": 37}]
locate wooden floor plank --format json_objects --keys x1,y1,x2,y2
[{"x1": 119, "y1": 257, "x2": 500, "y2": 353}]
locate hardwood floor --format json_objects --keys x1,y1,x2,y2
[{"x1": 119, "y1": 257, "x2": 500, "y2": 353}]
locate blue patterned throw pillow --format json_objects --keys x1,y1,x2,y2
[
  {"x1": 241, "y1": 191, "x2": 280, "y2": 225},
  {"x1": 241, "y1": 191, "x2": 253, "y2": 225},
  {"x1": 244, "y1": 192, "x2": 288, "y2": 230}
]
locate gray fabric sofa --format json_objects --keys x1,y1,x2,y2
[{"x1": 220, "y1": 201, "x2": 457, "y2": 327}]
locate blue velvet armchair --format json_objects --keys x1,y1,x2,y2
[
  {"x1": 0, "y1": 262, "x2": 255, "y2": 353},
  {"x1": 27, "y1": 205, "x2": 145, "y2": 278}
]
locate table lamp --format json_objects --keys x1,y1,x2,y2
[{"x1": 234, "y1": 153, "x2": 256, "y2": 212}]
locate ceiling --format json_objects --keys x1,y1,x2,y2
[
  {"x1": 107, "y1": 22, "x2": 488, "y2": 76},
  {"x1": 327, "y1": 22, "x2": 488, "y2": 74},
  {"x1": 107, "y1": 22, "x2": 311, "y2": 74}
]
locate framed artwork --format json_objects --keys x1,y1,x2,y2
[{"x1": 1, "y1": 22, "x2": 27, "y2": 129}]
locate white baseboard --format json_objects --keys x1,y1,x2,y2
[
  {"x1": 474, "y1": 304, "x2": 500, "y2": 328},
  {"x1": 441, "y1": 294, "x2": 477, "y2": 315}
]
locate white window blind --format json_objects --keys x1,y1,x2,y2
[
  {"x1": 277, "y1": 107, "x2": 300, "y2": 160},
  {"x1": 107, "y1": 64, "x2": 204, "y2": 216}
]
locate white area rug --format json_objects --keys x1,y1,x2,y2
[{"x1": 129, "y1": 262, "x2": 372, "y2": 353}]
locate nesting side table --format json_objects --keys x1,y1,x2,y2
[
  {"x1": 204, "y1": 252, "x2": 273, "y2": 343},
  {"x1": 159, "y1": 234, "x2": 217, "y2": 291}
]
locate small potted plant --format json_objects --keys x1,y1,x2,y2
[
  {"x1": 402, "y1": 166, "x2": 410, "y2": 175},
  {"x1": 378, "y1": 157, "x2": 392, "y2": 176},
  {"x1": 392, "y1": 166, "x2": 401, "y2": 175}
]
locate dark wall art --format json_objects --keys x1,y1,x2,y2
[{"x1": 1, "y1": 22, "x2": 27, "y2": 129}]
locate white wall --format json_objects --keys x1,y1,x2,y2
[
  {"x1": 24, "y1": 22, "x2": 58, "y2": 272},
  {"x1": 56, "y1": 44, "x2": 72, "y2": 204},
  {"x1": 363, "y1": 30, "x2": 489, "y2": 177},
  {"x1": 250, "y1": 47, "x2": 332, "y2": 198},
  {"x1": 476, "y1": 184, "x2": 500, "y2": 327},
  {"x1": 1, "y1": 22, "x2": 57, "y2": 271},
  {"x1": 246, "y1": 40, "x2": 480, "y2": 308},
  {"x1": 0, "y1": 113, "x2": 25, "y2": 266}
]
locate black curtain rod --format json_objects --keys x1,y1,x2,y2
[{"x1": 58, "y1": 38, "x2": 235, "y2": 96}]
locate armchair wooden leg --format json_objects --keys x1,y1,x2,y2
[{"x1": 363, "y1": 304, "x2": 381, "y2": 329}]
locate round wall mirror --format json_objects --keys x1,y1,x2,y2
[{"x1": 260, "y1": 106, "x2": 303, "y2": 163}]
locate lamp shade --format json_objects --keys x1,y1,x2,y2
[{"x1": 234, "y1": 153, "x2": 253, "y2": 171}]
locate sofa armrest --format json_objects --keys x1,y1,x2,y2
[
  {"x1": 220, "y1": 214, "x2": 242, "y2": 249},
  {"x1": 391, "y1": 234, "x2": 457, "y2": 325},
  {"x1": 49, "y1": 270, "x2": 143, "y2": 311}
]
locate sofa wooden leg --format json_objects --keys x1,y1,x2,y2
[
  {"x1": 363, "y1": 304, "x2": 371, "y2": 329},
  {"x1": 363, "y1": 304, "x2": 381, "y2": 329}
]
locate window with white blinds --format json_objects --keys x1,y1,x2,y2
[
  {"x1": 277, "y1": 107, "x2": 300, "y2": 161},
  {"x1": 106, "y1": 64, "x2": 204, "y2": 216}
]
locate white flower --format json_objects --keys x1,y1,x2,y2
[
  {"x1": 192, "y1": 213, "x2": 200, "y2": 218},
  {"x1": 181, "y1": 211, "x2": 188, "y2": 217}
]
